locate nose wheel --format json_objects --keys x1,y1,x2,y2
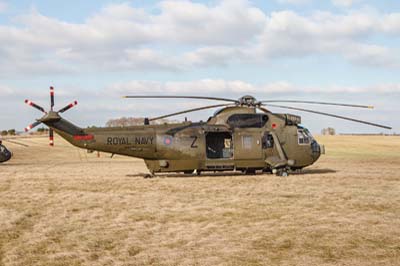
[{"x1": 273, "y1": 168, "x2": 290, "y2": 177}]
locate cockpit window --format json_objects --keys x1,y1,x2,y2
[
  {"x1": 298, "y1": 128, "x2": 313, "y2": 145},
  {"x1": 227, "y1": 114, "x2": 268, "y2": 128}
]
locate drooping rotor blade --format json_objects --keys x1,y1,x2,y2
[
  {"x1": 257, "y1": 106, "x2": 271, "y2": 113},
  {"x1": 264, "y1": 103, "x2": 392, "y2": 130},
  {"x1": 150, "y1": 104, "x2": 232, "y2": 122},
  {"x1": 261, "y1": 100, "x2": 374, "y2": 109},
  {"x1": 24, "y1": 121, "x2": 41, "y2": 132},
  {"x1": 50, "y1": 86, "x2": 55, "y2": 110},
  {"x1": 58, "y1": 101, "x2": 78, "y2": 113},
  {"x1": 123, "y1": 95, "x2": 238, "y2": 103},
  {"x1": 1, "y1": 139, "x2": 29, "y2": 147},
  {"x1": 49, "y1": 128, "x2": 54, "y2": 146},
  {"x1": 25, "y1": 100, "x2": 46, "y2": 113}
]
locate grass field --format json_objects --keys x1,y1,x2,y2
[{"x1": 1, "y1": 135, "x2": 400, "y2": 266}]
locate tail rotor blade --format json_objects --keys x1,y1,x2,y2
[
  {"x1": 24, "y1": 121, "x2": 41, "y2": 132},
  {"x1": 50, "y1": 86, "x2": 55, "y2": 110},
  {"x1": 49, "y1": 128, "x2": 54, "y2": 146},
  {"x1": 25, "y1": 100, "x2": 46, "y2": 113},
  {"x1": 58, "y1": 101, "x2": 78, "y2": 113}
]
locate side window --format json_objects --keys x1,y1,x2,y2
[
  {"x1": 227, "y1": 114, "x2": 268, "y2": 128},
  {"x1": 298, "y1": 129, "x2": 311, "y2": 145},
  {"x1": 242, "y1": 135, "x2": 253, "y2": 149},
  {"x1": 262, "y1": 132, "x2": 274, "y2": 149}
]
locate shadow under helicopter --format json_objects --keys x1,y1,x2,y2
[{"x1": 127, "y1": 168, "x2": 337, "y2": 178}]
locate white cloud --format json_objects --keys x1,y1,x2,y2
[
  {"x1": 105, "y1": 79, "x2": 400, "y2": 96},
  {"x1": 156, "y1": 0, "x2": 267, "y2": 45},
  {"x1": 0, "y1": 1, "x2": 7, "y2": 13},
  {"x1": 276, "y1": 0, "x2": 312, "y2": 5},
  {"x1": 0, "y1": 1, "x2": 400, "y2": 76},
  {"x1": 0, "y1": 85, "x2": 13, "y2": 97},
  {"x1": 254, "y1": 10, "x2": 400, "y2": 67},
  {"x1": 332, "y1": 0, "x2": 362, "y2": 8}
]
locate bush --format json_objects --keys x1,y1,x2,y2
[
  {"x1": 321, "y1": 127, "x2": 336, "y2": 135},
  {"x1": 7, "y1": 129, "x2": 16, "y2": 136}
]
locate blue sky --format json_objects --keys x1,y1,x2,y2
[{"x1": 0, "y1": 0, "x2": 399, "y2": 133}]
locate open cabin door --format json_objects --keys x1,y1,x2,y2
[
  {"x1": 204, "y1": 130, "x2": 234, "y2": 170},
  {"x1": 233, "y1": 129, "x2": 263, "y2": 160},
  {"x1": 205, "y1": 131, "x2": 233, "y2": 159}
]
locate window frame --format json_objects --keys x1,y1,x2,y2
[
  {"x1": 297, "y1": 128, "x2": 312, "y2": 145},
  {"x1": 227, "y1": 114, "x2": 269, "y2": 128}
]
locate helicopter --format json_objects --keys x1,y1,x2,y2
[
  {"x1": 23, "y1": 87, "x2": 391, "y2": 177},
  {"x1": 0, "y1": 137, "x2": 12, "y2": 163}
]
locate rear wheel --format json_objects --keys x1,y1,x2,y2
[
  {"x1": 183, "y1": 170, "x2": 194, "y2": 175},
  {"x1": 245, "y1": 168, "x2": 256, "y2": 175}
]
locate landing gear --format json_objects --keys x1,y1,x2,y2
[
  {"x1": 194, "y1": 169, "x2": 201, "y2": 176},
  {"x1": 273, "y1": 168, "x2": 290, "y2": 177},
  {"x1": 263, "y1": 168, "x2": 273, "y2": 174},
  {"x1": 144, "y1": 171, "x2": 156, "y2": 179},
  {"x1": 183, "y1": 170, "x2": 194, "y2": 175},
  {"x1": 278, "y1": 170, "x2": 289, "y2": 177},
  {"x1": 245, "y1": 168, "x2": 257, "y2": 175},
  {"x1": 183, "y1": 169, "x2": 202, "y2": 176}
]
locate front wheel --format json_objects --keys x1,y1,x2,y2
[{"x1": 276, "y1": 169, "x2": 289, "y2": 177}]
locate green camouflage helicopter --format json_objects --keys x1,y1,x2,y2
[{"x1": 24, "y1": 87, "x2": 391, "y2": 177}]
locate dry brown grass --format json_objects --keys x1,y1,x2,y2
[{"x1": 1, "y1": 135, "x2": 400, "y2": 266}]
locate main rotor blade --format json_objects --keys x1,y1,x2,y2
[
  {"x1": 261, "y1": 100, "x2": 374, "y2": 109},
  {"x1": 257, "y1": 106, "x2": 271, "y2": 113},
  {"x1": 123, "y1": 95, "x2": 238, "y2": 103},
  {"x1": 264, "y1": 103, "x2": 392, "y2": 130},
  {"x1": 24, "y1": 121, "x2": 41, "y2": 132},
  {"x1": 25, "y1": 100, "x2": 46, "y2": 113},
  {"x1": 58, "y1": 101, "x2": 78, "y2": 113},
  {"x1": 50, "y1": 86, "x2": 55, "y2": 110},
  {"x1": 49, "y1": 128, "x2": 54, "y2": 146},
  {"x1": 150, "y1": 104, "x2": 232, "y2": 122},
  {"x1": 1, "y1": 139, "x2": 29, "y2": 147}
]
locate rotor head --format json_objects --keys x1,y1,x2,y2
[{"x1": 238, "y1": 95, "x2": 260, "y2": 107}]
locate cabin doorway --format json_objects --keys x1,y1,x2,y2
[{"x1": 205, "y1": 132, "x2": 233, "y2": 159}]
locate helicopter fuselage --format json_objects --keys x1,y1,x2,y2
[{"x1": 43, "y1": 106, "x2": 323, "y2": 174}]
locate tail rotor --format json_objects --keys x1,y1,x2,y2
[
  {"x1": 50, "y1": 86, "x2": 55, "y2": 111},
  {"x1": 49, "y1": 128, "x2": 54, "y2": 146},
  {"x1": 24, "y1": 86, "x2": 78, "y2": 146},
  {"x1": 24, "y1": 121, "x2": 42, "y2": 132},
  {"x1": 58, "y1": 101, "x2": 78, "y2": 113}
]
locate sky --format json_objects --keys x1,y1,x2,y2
[{"x1": 0, "y1": 0, "x2": 399, "y2": 134}]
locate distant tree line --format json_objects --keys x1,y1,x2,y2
[
  {"x1": 105, "y1": 117, "x2": 179, "y2": 127},
  {"x1": 321, "y1": 127, "x2": 336, "y2": 135},
  {"x1": 37, "y1": 127, "x2": 49, "y2": 133},
  {"x1": 1, "y1": 129, "x2": 16, "y2": 136}
]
